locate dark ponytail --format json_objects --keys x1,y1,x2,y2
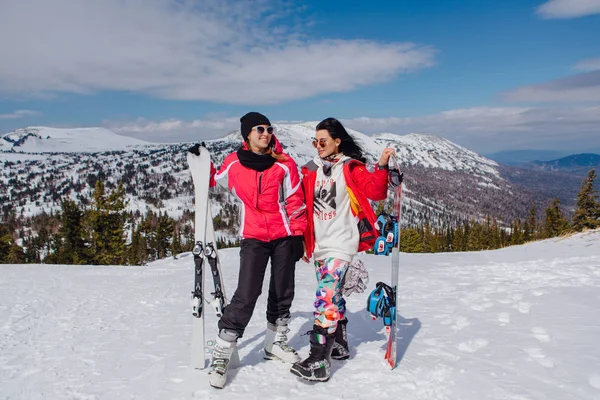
[{"x1": 316, "y1": 117, "x2": 366, "y2": 163}]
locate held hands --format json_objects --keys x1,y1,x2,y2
[{"x1": 377, "y1": 148, "x2": 396, "y2": 167}]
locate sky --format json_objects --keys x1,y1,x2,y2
[
  {"x1": 1, "y1": 229, "x2": 600, "y2": 399},
  {"x1": 0, "y1": 0, "x2": 600, "y2": 154}
]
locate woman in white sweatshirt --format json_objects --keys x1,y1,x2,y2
[{"x1": 290, "y1": 117, "x2": 395, "y2": 382}]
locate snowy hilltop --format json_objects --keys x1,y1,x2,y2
[
  {"x1": 1, "y1": 229, "x2": 599, "y2": 399},
  {"x1": 0, "y1": 126, "x2": 155, "y2": 153}
]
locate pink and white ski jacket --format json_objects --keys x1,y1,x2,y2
[{"x1": 211, "y1": 139, "x2": 307, "y2": 242}]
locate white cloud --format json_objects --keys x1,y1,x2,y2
[
  {"x1": 0, "y1": 110, "x2": 40, "y2": 119},
  {"x1": 573, "y1": 57, "x2": 600, "y2": 71},
  {"x1": 105, "y1": 116, "x2": 240, "y2": 143},
  {"x1": 502, "y1": 70, "x2": 600, "y2": 102},
  {"x1": 0, "y1": 0, "x2": 435, "y2": 104},
  {"x1": 537, "y1": 0, "x2": 600, "y2": 19},
  {"x1": 108, "y1": 106, "x2": 600, "y2": 153}
]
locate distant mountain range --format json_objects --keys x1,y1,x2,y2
[
  {"x1": 0, "y1": 125, "x2": 585, "y2": 230},
  {"x1": 520, "y1": 153, "x2": 600, "y2": 175},
  {"x1": 484, "y1": 149, "x2": 573, "y2": 166}
]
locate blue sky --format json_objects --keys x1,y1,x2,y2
[{"x1": 1, "y1": 0, "x2": 599, "y2": 153}]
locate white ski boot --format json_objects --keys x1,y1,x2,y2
[
  {"x1": 208, "y1": 331, "x2": 237, "y2": 389},
  {"x1": 264, "y1": 322, "x2": 300, "y2": 363}
]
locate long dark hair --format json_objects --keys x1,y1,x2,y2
[{"x1": 316, "y1": 117, "x2": 366, "y2": 163}]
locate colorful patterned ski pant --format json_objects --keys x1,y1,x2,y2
[{"x1": 313, "y1": 257, "x2": 350, "y2": 334}]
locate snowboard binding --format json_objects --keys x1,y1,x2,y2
[
  {"x1": 366, "y1": 282, "x2": 396, "y2": 327},
  {"x1": 374, "y1": 213, "x2": 398, "y2": 256}
]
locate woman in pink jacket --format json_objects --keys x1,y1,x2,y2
[{"x1": 201, "y1": 112, "x2": 307, "y2": 388}]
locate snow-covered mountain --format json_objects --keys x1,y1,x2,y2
[
  {"x1": 245, "y1": 123, "x2": 499, "y2": 179},
  {"x1": 0, "y1": 124, "x2": 565, "y2": 227},
  {"x1": 0, "y1": 126, "x2": 155, "y2": 153},
  {"x1": 2, "y1": 229, "x2": 599, "y2": 399}
]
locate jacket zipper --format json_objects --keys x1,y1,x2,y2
[
  {"x1": 258, "y1": 172, "x2": 263, "y2": 195},
  {"x1": 257, "y1": 171, "x2": 270, "y2": 240}
]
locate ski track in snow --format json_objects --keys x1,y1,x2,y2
[{"x1": 1, "y1": 230, "x2": 600, "y2": 400}]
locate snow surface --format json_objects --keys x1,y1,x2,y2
[{"x1": 2, "y1": 231, "x2": 599, "y2": 400}]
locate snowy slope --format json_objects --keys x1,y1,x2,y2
[
  {"x1": 1, "y1": 230, "x2": 599, "y2": 400},
  {"x1": 373, "y1": 132, "x2": 499, "y2": 176},
  {"x1": 0, "y1": 126, "x2": 155, "y2": 153}
]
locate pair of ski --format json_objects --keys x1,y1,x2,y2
[
  {"x1": 187, "y1": 146, "x2": 239, "y2": 371},
  {"x1": 372, "y1": 155, "x2": 403, "y2": 369}
]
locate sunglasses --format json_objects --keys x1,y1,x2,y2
[
  {"x1": 252, "y1": 126, "x2": 274, "y2": 135},
  {"x1": 312, "y1": 138, "x2": 330, "y2": 148}
]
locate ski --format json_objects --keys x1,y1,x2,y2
[
  {"x1": 204, "y1": 208, "x2": 227, "y2": 319},
  {"x1": 187, "y1": 144, "x2": 239, "y2": 371},
  {"x1": 384, "y1": 155, "x2": 403, "y2": 369},
  {"x1": 187, "y1": 146, "x2": 211, "y2": 370}
]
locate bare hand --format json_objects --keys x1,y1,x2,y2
[
  {"x1": 378, "y1": 148, "x2": 396, "y2": 167},
  {"x1": 301, "y1": 242, "x2": 309, "y2": 263}
]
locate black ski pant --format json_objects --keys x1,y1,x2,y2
[{"x1": 218, "y1": 236, "x2": 296, "y2": 338}]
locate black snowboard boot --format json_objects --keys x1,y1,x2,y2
[
  {"x1": 331, "y1": 318, "x2": 350, "y2": 360},
  {"x1": 290, "y1": 325, "x2": 335, "y2": 382}
]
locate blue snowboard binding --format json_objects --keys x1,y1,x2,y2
[
  {"x1": 366, "y1": 281, "x2": 396, "y2": 326},
  {"x1": 373, "y1": 213, "x2": 398, "y2": 256}
]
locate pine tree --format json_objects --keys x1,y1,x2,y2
[
  {"x1": 490, "y1": 217, "x2": 501, "y2": 249},
  {"x1": 511, "y1": 219, "x2": 524, "y2": 245},
  {"x1": 7, "y1": 243, "x2": 25, "y2": 263},
  {"x1": 443, "y1": 225, "x2": 454, "y2": 252},
  {"x1": 0, "y1": 223, "x2": 25, "y2": 263},
  {"x1": 22, "y1": 235, "x2": 41, "y2": 263},
  {"x1": 422, "y1": 221, "x2": 436, "y2": 252},
  {"x1": 467, "y1": 218, "x2": 483, "y2": 250},
  {"x1": 138, "y1": 212, "x2": 155, "y2": 261},
  {"x1": 155, "y1": 212, "x2": 174, "y2": 259},
  {"x1": 401, "y1": 228, "x2": 423, "y2": 253},
  {"x1": 171, "y1": 225, "x2": 182, "y2": 258},
  {"x1": 523, "y1": 205, "x2": 537, "y2": 242},
  {"x1": 452, "y1": 224, "x2": 464, "y2": 252},
  {"x1": 572, "y1": 169, "x2": 600, "y2": 231},
  {"x1": 87, "y1": 181, "x2": 128, "y2": 265},
  {"x1": 0, "y1": 233, "x2": 10, "y2": 263},
  {"x1": 128, "y1": 224, "x2": 149, "y2": 265},
  {"x1": 52, "y1": 199, "x2": 89, "y2": 264},
  {"x1": 544, "y1": 198, "x2": 570, "y2": 238}
]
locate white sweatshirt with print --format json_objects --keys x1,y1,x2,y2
[{"x1": 312, "y1": 155, "x2": 359, "y2": 262}]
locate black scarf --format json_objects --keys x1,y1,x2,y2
[{"x1": 237, "y1": 147, "x2": 277, "y2": 171}]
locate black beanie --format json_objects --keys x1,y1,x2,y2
[{"x1": 240, "y1": 112, "x2": 271, "y2": 141}]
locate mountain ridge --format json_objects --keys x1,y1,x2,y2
[
  {"x1": 524, "y1": 153, "x2": 600, "y2": 174},
  {"x1": 1, "y1": 124, "x2": 578, "y2": 230}
]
